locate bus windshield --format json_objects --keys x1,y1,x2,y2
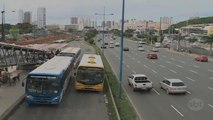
[
  {"x1": 26, "y1": 76, "x2": 60, "y2": 95},
  {"x1": 76, "y1": 67, "x2": 104, "y2": 85}
]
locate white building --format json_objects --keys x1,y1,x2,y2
[
  {"x1": 18, "y1": 9, "x2": 24, "y2": 23},
  {"x1": 37, "y1": 7, "x2": 46, "y2": 28}
]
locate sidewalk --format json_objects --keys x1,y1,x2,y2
[{"x1": 0, "y1": 70, "x2": 28, "y2": 120}]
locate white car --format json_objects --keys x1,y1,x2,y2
[
  {"x1": 138, "y1": 46, "x2": 145, "y2": 51},
  {"x1": 115, "y1": 42, "x2": 120, "y2": 47},
  {"x1": 110, "y1": 41, "x2": 114, "y2": 44},
  {"x1": 109, "y1": 44, "x2": 114, "y2": 48},
  {"x1": 160, "y1": 79, "x2": 187, "y2": 94},
  {"x1": 128, "y1": 74, "x2": 153, "y2": 91},
  {"x1": 151, "y1": 47, "x2": 159, "y2": 52}
]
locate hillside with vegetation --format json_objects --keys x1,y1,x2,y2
[{"x1": 172, "y1": 16, "x2": 213, "y2": 28}]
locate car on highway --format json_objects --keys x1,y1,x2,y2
[
  {"x1": 115, "y1": 42, "x2": 120, "y2": 47},
  {"x1": 160, "y1": 79, "x2": 187, "y2": 94},
  {"x1": 138, "y1": 46, "x2": 145, "y2": 51},
  {"x1": 195, "y1": 55, "x2": 208, "y2": 62},
  {"x1": 128, "y1": 74, "x2": 153, "y2": 91},
  {"x1": 109, "y1": 44, "x2": 114, "y2": 48},
  {"x1": 104, "y1": 42, "x2": 108, "y2": 45},
  {"x1": 101, "y1": 45, "x2": 107, "y2": 49},
  {"x1": 123, "y1": 47, "x2": 129, "y2": 51},
  {"x1": 110, "y1": 41, "x2": 114, "y2": 44},
  {"x1": 147, "y1": 53, "x2": 158, "y2": 59},
  {"x1": 151, "y1": 47, "x2": 159, "y2": 52}
]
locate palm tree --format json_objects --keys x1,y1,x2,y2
[{"x1": 202, "y1": 34, "x2": 213, "y2": 51}]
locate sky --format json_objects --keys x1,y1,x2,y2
[{"x1": 1, "y1": 0, "x2": 213, "y2": 25}]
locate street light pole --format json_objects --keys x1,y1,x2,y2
[
  {"x1": 95, "y1": 8, "x2": 113, "y2": 54},
  {"x1": 102, "y1": 7, "x2": 105, "y2": 54},
  {"x1": 1, "y1": 10, "x2": 5, "y2": 41},
  {"x1": 118, "y1": 0, "x2": 125, "y2": 99}
]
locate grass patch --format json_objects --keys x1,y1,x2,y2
[{"x1": 92, "y1": 44, "x2": 138, "y2": 120}]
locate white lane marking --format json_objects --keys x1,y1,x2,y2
[
  {"x1": 152, "y1": 61, "x2": 156, "y2": 63},
  {"x1": 126, "y1": 65, "x2": 130, "y2": 68},
  {"x1": 186, "y1": 77, "x2": 195, "y2": 82},
  {"x1": 152, "y1": 88, "x2": 160, "y2": 95},
  {"x1": 144, "y1": 65, "x2": 148, "y2": 68},
  {"x1": 208, "y1": 87, "x2": 213, "y2": 91},
  {"x1": 209, "y1": 77, "x2": 213, "y2": 80},
  {"x1": 152, "y1": 70, "x2": 157, "y2": 74},
  {"x1": 137, "y1": 61, "x2": 141, "y2": 64},
  {"x1": 193, "y1": 65, "x2": 200, "y2": 68},
  {"x1": 166, "y1": 61, "x2": 171, "y2": 64},
  {"x1": 171, "y1": 105, "x2": 184, "y2": 117},
  {"x1": 181, "y1": 61, "x2": 186, "y2": 64},
  {"x1": 186, "y1": 91, "x2": 191, "y2": 94},
  {"x1": 159, "y1": 65, "x2": 165, "y2": 68},
  {"x1": 170, "y1": 69, "x2": 177, "y2": 74},
  {"x1": 132, "y1": 70, "x2": 136, "y2": 74},
  {"x1": 176, "y1": 65, "x2": 184, "y2": 68},
  {"x1": 208, "y1": 104, "x2": 213, "y2": 109},
  {"x1": 163, "y1": 76, "x2": 167, "y2": 79},
  {"x1": 190, "y1": 70, "x2": 198, "y2": 74},
  {"x1": 208, "y1": 69, "x2": 213, "y2": 73},
  {"x1": 163, "y1": 55, "x2": 167, "y2": 58}
]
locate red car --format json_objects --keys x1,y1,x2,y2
[
  {"x1": 147, "y1": 53, "x2": 158, "y2": 59},
  {"x1": 195, "y1": 55, "x2": 208, "y2": 62}
]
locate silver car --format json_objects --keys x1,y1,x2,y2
[{"x1": 160, "y1": 79, "x2": 187, "y2": 94}]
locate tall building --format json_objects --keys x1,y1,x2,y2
[
  {"x1": 37, "y1": 7, "x2": 46, "y2": 28},
  {"x1": 18, "y1": 9, "x2": 24, "y2": 23},
  {"x1": 70, "y1": 17, "x2": 78, "y2": 25},
  {"x1": 160, "y1": 17, "x2": 173, "y2": 25},
  {"x1": 23, "y1": 11, "x2": 32, "y2": 24}
]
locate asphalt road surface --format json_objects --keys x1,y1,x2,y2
[
  {"x1": 8, "y1": 40, "x2": 109, "y2": 120},
  {"x1": 96, "y1": 34, "x2": 213, "y2": 120}
]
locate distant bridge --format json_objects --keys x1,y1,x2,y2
[{"x1": 0, "y1": 42, "x2": 49, "y2": 67}]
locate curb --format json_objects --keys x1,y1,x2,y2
[{"x1": 105, "y1": 76, "x2": 121, "y2": 120}]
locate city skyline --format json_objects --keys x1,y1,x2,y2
[{"x1": 1, "y1": 0, "x2": 213, "y2": 25}]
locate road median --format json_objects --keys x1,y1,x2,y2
[{"x1": 92, "y1": 44, "x2": 139, "y2": 120}]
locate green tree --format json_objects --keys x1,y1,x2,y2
[
  {"x1": 202, "y1": 34, "x2": 213, "y2": 51},
  {"x1": 9, "y1": 28, "x2": 20, "y2": 40}
]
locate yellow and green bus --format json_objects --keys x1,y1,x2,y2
[{"x1": 75, "y1": 54, "x2": 104, "y2": 92}]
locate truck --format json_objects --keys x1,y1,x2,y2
[{"x1": 128, "y1": 74, "x2": 153, "y2": 91}]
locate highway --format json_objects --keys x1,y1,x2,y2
[
  {"x1": 96, "y1": 34, "x2": 213, "y2": 120},
  {"x1": 8, "y1": 40, "x2": 109, "y2": 120}
]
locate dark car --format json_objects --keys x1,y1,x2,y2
[
  {"x1": 195, "y1": 55, "x2": 208, "y2": 62},
  {"x1": 147, "y1": 53, "x2": 158, "y2": 59},
  {"x1": 101, "y1": 45, "x2": 107, "y2": 49},
  {"x1": 123, "y1": 47, "x2": 129, "y2": 51},
  {"x1": 104, "y1": 42, "x2": 108, "y2": 45}
]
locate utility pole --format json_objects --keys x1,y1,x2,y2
[
  {"x1": 95, "y1": 7, "x2": 113, "y2": 54},
  {"x1": 1, "y1": 10, "x2": 5, "y2": 41},
  {"x1": 118, "y1": 0, "x2": 125, "y2": 99}
]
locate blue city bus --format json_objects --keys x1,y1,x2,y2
[{"x1": 24, "y1": 56, "x2": 74, "y2": 104}]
